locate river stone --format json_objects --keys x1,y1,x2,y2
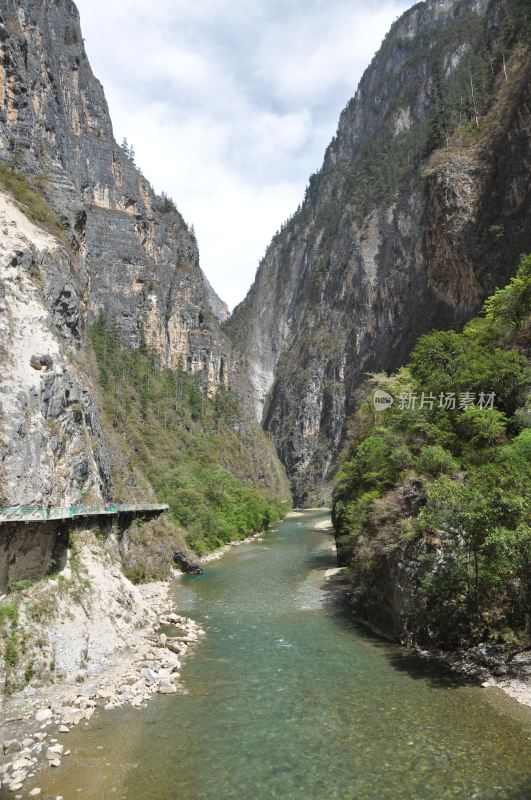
[
  {"x1": 493, "y1": 665, "x2": 508, "y2": 676},
  {"x1": 157, "y1": 678, "x2": 177, "y2": 694},
  {"x1": 60, "y1": 707, "x2": 84, "y2": 725},
  {"x1": 140, "y1": 661, "x2": 159, "y2": 670},
  {"x1": 11, "y1": 756, "x2": 32, "y2": 770},
  {"x1": 35, "y1": 708, "x2": 53, "y2": 722},
  {"x1": 29, "y1": 789, "x2": 42, "y2": 797},
  {"x1": 3, "y1": 739, "x2": 21, "y2": 755},
  {"x1": 141, "y1": 668, "x2": 157, "y2": 685},
  {"x1": 76, "y1": 686, "x2": 97, "y2": 698}
]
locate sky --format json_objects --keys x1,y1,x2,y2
[{"x1": 76, "y1": 0, "x2": 413, "y2": 310}]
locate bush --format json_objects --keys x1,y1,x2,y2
[
  {"x1": 9, "y1": 579, "x2": 35, "y2": 593},
  {"x1": 457, "y1": 407, "x2": 508, "y2": 447},
  {"x1": 503, "y1": 428, "x2": 531, "y2": 463},
  {"x1": 417, "y1": 445, "x2": 458, "y2": 476}
]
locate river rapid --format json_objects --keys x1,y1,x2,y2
[{"x1": 27, "y1": 510, "x2": 531, "y2": 799}]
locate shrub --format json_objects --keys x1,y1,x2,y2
[
  {"x1": 503, "y1": 428, "x2": 531, "y2": 463},
  {"x1": 9, "y1": 579, "x2": 34, "y2": 593},
  {"x1": 417, "y1": 445, "x2": 458, "y2": 476},
  {"x1": 457, "y1": 406, "x2": 508, "y2": 447}
]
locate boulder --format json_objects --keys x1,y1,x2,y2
[
  {"x1": 11, "y1": 756, "x2": 32, "y2": 770},
  {"x1": 96, "y1": 689, "x2": 113, "y2": 700},
  {"x1": 139, "y1": 660, "x2": 159, "y2": 670},
  {"x1": 30, "y1": 354, "x2": 53, "y2": 371},
  {"x1": 76, "y1": 686, "x2": 96, "y2": 698},
  {"x1": 141, "y1": 668, "x2": 157, "y2": 685},
  {"x1": 167, "y1": 640, "x2": 185, "y2": 655},
  {"x1": 35, "y1": 708, "x2": 53, "y2": 722},
  {"x1": 172, "y1": 551, "x2": 203, "y2": 574},
  {"x1": 158, "y1": 680, "x2": 177, "y2": 695},
  {"x1": 3, "y1": 739, "x2": 21, "y2": 755},
  {"x1": 60, "y1": 707, "x2": 84, "y2": 726}
]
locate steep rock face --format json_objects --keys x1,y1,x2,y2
[
  {"x1": 229, "y1": 0, "x2": 531, "y2": 505},
  {"x1": 0, "y1": 0, "x2": 288, "y2": 510},
  {"x1": 0, "y1": 190, "x2": 111, "y2": 506},
  {"x1": 0, "y1": 0, "x2": 229, "y2": 391}
]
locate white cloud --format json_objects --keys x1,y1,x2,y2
[{"x1": 76, "y1": 0, "x2": 413, "y2": 309}]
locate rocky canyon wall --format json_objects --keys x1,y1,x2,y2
[
  {"x1": 0, "y1": 0, "x2": 288, "y2": 509},
  {"x1": 228, "y1": 0, "x2": 531, "y2": 505}
]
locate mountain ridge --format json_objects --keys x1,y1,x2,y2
[
  {"x1": 227, "y1": 0, "x2": 531, "y2": 505},
  {"x1": 0, "y1": 0, "x2": 289, "y2": 529}
]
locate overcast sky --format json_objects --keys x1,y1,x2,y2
[{"x1": 76, "y1": 0, "x2": 413, "y2": 309}]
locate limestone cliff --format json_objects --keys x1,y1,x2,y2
[
  {"x1": 228, "y1": 0, "x2": 531, "y2": 505},
  {"x1": 0, "y1": 0, "x2": 287, "y2": 511},
  {"x1": 0, "y1": 189, "x2": 111, "y2": 506},
  {"x1": 0, "y1": 0, "x2": 230, "y2": 384}
]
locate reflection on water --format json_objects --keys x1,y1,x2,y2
[{"x1": 23, "y1": 511, "x2": 531, "y2": 800}]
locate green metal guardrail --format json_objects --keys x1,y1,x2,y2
[{"x1": 0, "y1": 503, "x2": 169, "y2": 524}]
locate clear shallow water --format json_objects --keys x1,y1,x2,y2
[{"x1": 25, "y1": 511, "x2": 531, "y2": 799}]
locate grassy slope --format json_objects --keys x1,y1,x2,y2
[
  {"x1": 0, "y1": 162, "x2": 67, "y2": 244},
  {"x1": 89, "y1": 313, "x2": 290, "y2": 559}
]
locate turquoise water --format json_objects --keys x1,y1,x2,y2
[{"x1": 27, "y1": 511, "x2": 531, "y2": 799}]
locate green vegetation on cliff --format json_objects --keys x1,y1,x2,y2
[
  {"x1": 284, "y1": 0, "x2": 529, "y2": 234},
  {"x1": 0, "y1": 162, "x2": 67, "y2": 243},
  {"x1": 89, "y1": 314, "x2": 289, "y2": 558},
  {"x1": 333, "y1": 256, "x2": 531, "y2": 649}
]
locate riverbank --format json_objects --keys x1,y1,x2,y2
[
  {"x1": 0, "y1": 531, "x2": 205, "y2": 796},
  {"x1": 414, "y1": 645, "x2": 531, "y2": 709},
  {"x1": 200, "y1": 530, "x2": 267, "y2": 563},
  {"x1": 0, "y1": 524, "x2": 282, "y2": 795},
  {"x1": 321, "y1": 511, "x2": 531, "y2": 711}
]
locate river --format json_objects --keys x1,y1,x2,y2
[{"x1": 27, "y1": 510, "x2": 531, "y2": 799}]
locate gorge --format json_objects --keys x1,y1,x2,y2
[{"x1": 0, "y1": 0, "x2": 530, "y2": 796}]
